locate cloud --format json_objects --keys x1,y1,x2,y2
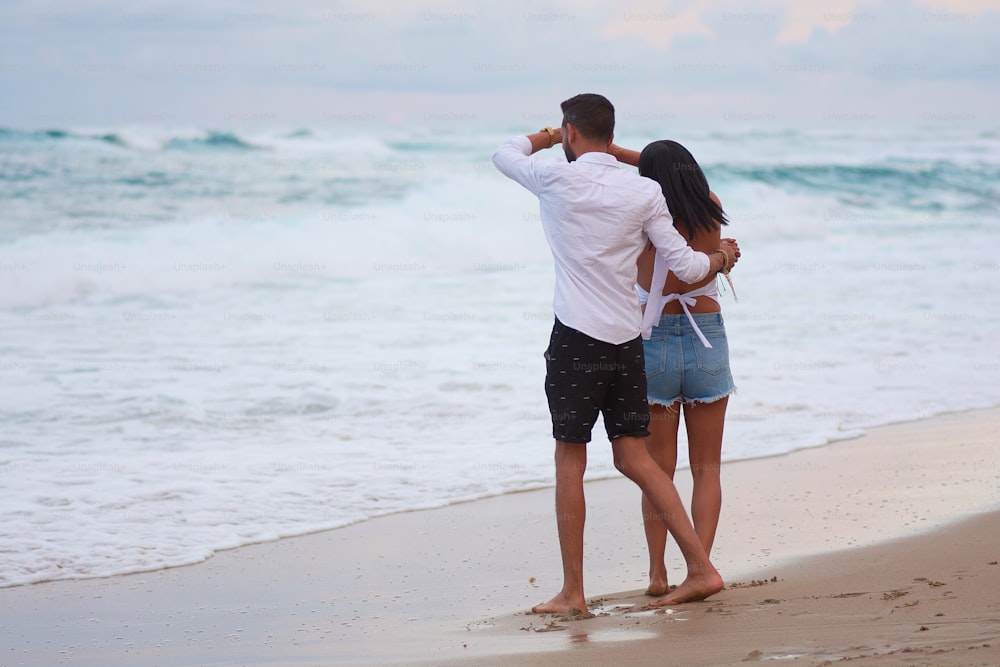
[
  {"x1": 762, "y1": 0, "x2": 872, "y2": 44},
  {"x1": 0, "y1": 0, "x2": 997, "y2": 126},
  {"x1": 600, "y1": 6, "x2": 714, "y2": 50},
  {"x1": 914, "y1": 0, "x2": 1000, "y2": 13},
  {"x1": 761, "y1": 0, "x2": 1000, "y2": 44}
]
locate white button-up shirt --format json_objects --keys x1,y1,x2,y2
[{"x1": 492, "y1": 135, "x2": 710, "y2": 344}]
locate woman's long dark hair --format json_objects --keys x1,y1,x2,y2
[{"x1": 638, "y1": 140, "x2": 727, "y2": 238}]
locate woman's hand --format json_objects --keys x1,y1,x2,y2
[
  {"x1": 720, "y1": 238, "x2": 740, "y2": 271},
  {"x1": 609, "y1": 143, "x2": 640, "y2": 167}
]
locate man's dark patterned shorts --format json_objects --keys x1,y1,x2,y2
[{"x1": 543, "y1": 317, "x2": 651, "y2": 444}]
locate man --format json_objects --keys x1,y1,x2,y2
[{"x1": 492, "y1": 93, "x2": 738, "y2": 614}]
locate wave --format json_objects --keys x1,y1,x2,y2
[
  {"x1": 0, "y1": 126, "x2": 268, "y2": 152},
  {"x1": 0, "y1": 166, "x2": 551, "y2": 309},
  {"x1": 0, "y1": 125, "x2": 400, "y2": 155},
  {"x1": 0, "y1": 127, "x2": 136, "y2": 149},
  {"x1": 707, "y1": 161, "x2": 1000, "y2": 214},
  {"x1": 713, "y1": 161, "x2": 986, "y2": 187},
  {"x1": 163, "y1": 131, "x2": 263, "y2": 152}
]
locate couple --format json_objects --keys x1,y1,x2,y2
[{"x1": 492, "y1": 93, "x2": 735, "y2": 614}]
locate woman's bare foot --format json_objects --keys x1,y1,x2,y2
[
  {"x1": 645, "y1": 575, "x2": 670, "y2": 597},
  {"x1": 648, "y1": 570, "x2": 724, "y2": 607},
  {"x1": 531, "y1": 591, "x2": 589, "y2": 615}
]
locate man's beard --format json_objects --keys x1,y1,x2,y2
[{"x1": 562, "y1": 139, "x2": 576, "y2": 162}]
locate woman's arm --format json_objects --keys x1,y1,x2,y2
[{"x1": 609, "y1": 143, "x2": 640, "y2": 167}]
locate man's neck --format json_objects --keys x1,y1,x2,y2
[{"x1": 575, "y1": 143, "x2": 609, "y2": 157}]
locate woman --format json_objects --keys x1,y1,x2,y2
[{"x1": 611, "y1": 139, "x2": 736, "y2": 596}]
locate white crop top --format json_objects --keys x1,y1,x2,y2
[{"x1": 638, "y1": 251, "x2": 720, "y2": 348}]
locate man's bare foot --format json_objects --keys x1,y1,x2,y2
[
  {"x1": 531, "y1": 591, "x2": 589, "y2": 615},
  {"x1": 648, "y1": 570, "x2": 724, "y2": 607}
]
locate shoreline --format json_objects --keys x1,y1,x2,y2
[
  {"x1": 1, "y1": 405, "x2": 998, "y2": 665},
  {"x1": 8, "y1": 402, "x2": 995, "y2": 593}
]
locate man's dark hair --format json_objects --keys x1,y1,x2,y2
[{"x1": 560, "y1": 93, "x2": 615, "y2": 143}]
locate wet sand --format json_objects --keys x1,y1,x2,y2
[{"x1": 452, "y1": 510, "x2": 1000, "y2": 667}]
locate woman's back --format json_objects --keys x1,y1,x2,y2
[{"x1": 637, "y1": 191, "x2": 724, "y2": 315}]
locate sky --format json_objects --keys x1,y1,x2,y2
[{"x1": 0, "y1": 0, "x2": 998, "y2": 129}]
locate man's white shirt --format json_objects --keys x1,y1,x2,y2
[{"x1": 492, "y1": 135, "x2": 710, "y2": 345}]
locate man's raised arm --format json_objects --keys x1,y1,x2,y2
[{"x1": 491, "y1": 127, "x2": 563, "y2": 193}]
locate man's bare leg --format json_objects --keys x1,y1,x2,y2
[
  {"x1": 612, "y1": 435, "x2": 723, "y2": 606},
  {"x1": 531, "y1": 440, "x2": 589, "y2": 614},
  {"x1": 642, "y1": 402, "x2": 681, "y2": 596}
]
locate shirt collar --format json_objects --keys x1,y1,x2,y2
[{"x1": 574, "y1": 151, "x2": 618, "y2": 166}]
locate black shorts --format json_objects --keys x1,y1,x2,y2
[{"x1": 543, "y1": 318, "x2": 651, "y2": 444}]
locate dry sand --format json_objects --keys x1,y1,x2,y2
[{"x1": 1, "y1": 407, "x2": 998, "y2": 666}]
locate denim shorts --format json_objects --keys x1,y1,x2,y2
[{"x1": 642, "y1": 312, "x2": 735, "y2": 406}]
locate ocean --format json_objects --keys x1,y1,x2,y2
[{"x1": 2, "y1": 122, "x2": 999, "y2": 587}]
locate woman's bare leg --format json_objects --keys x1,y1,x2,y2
[
  {"x1": 683, "y1": 397, "x2": 728, "y2": 555},
  {"x1": 641, "y1": 402, "x2": 680, "y2": 595},
  {"x1": 614, "y1": 435, "x2": 723, "y2": 606}
]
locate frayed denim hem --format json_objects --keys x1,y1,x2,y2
[
  {"x1": 682, "y1": 386, "x2": 736, "y2": 406},
  {"x1": 648, "y1": 396, "x2": 682, "y2": 408},
  {"x1": 649, "y1": 386, "x2": 736, "y2": 408}
]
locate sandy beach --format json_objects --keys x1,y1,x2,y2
[{"x1": 2, "y1": 406, "x2": 998, "y2": 666}]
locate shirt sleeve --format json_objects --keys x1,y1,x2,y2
[
  {"x1": 491, "y1": 135, "x2": 542, "y2": 194},
  {"x1": 644, "y1": 199, "x2": 710, "y2": 285},
  {"x1": 640, "y1": 206, "x2": 712, "y2": 339}
]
